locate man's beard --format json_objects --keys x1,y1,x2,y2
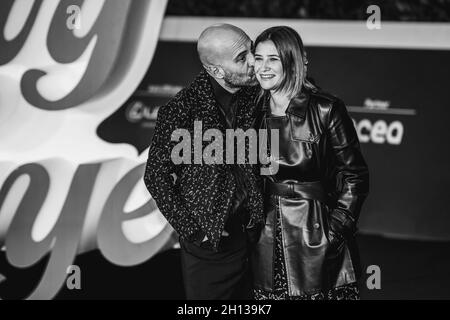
[{"x1": 223, "y1": 69, "x2": 258, "y2": 88}]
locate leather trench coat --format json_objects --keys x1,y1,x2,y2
[{"x1": 251, "y1": 88, "x2": 369, "y2": 296}]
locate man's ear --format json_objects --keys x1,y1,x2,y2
[
  {"x1": 214, "y1": 66, "x2": 225, "y2": 79},
  {"x1": 204, "y1": 64, "x2": 224, "y2": 79}
]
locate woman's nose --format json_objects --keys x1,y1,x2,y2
[
  {"x1": 261, "y1": 60, "x2": 270, "y2": 71},
  {"x1": 247, "y1": 53, "x2": 255, "y2": 66}
]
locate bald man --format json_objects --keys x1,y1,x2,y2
[
  {"x1": 144, "y1": 24, "x2": 264, "y2": 299},
  {"x1": 197, "y1": 24, "x2": 257, "y2": 90}
]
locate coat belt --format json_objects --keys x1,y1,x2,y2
[{"x1": 265, "y1": 180, "x2": 328, "y2": 204}]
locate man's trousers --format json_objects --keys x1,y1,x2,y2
[{"x1": 179, "y1": 215, "x2": 252, "y2": 300}]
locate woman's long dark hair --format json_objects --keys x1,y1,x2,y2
[{"x1": 254, "y1": 26, "x2": 316, "y2": 99}]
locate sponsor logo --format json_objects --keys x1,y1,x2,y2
[
  {"x1": 349, "y1": 98, "x2": 417, "y2": 145},
  {"x1": 125, "y1": 101, "x2": 159, "y2": 123}
]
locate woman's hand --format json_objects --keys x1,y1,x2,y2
[{"x1": 327, "y1": 228, "x2": 345, "y2": 253}]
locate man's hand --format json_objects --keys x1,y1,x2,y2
[{"x1": 201, "y1": 230, "x2": 229, "y2": 243}]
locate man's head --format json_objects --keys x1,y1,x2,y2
[{"x1": 197, "y1": 24, "x2": 256, "y2": 92}]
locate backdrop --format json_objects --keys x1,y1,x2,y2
[{"x1": 1, "y1": 1, "x2": 449, "y2": 299}]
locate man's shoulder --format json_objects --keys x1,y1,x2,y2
[
  {"x1": 162, "y1": 71, "x2": 210, "y2": 111},
  {"x1": 184, "y1": 70, "x2": 212, "y2": 95}
]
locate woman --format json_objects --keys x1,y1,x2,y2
[{"x1": 251, "y1": 26, "x2": 369, "y2": 300}]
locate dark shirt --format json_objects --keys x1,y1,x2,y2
[
  {"x1": 191, "y1": 76, "x2": 251, "y2": 246},
  {"x1": 209, "y1": 76, "x2": 250, "y2": 231},
  {"x1": 209, "y1": 76, "x2": 238, "y2": 129}
]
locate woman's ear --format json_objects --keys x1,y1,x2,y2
[{"x1": 303, "y1": 55, "x2": 309, "y2": 75}]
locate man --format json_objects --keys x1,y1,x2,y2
[{"x1": 143, "y1": 24, "x2": 264, "y2": 299}]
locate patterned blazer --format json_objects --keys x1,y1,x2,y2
[{"x1": 144, "y1": 71, "x2": 264, "y2": 250}]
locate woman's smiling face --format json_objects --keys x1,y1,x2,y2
[{"x1": 254, "y1": 40, "x2": 284, "y2": 91}]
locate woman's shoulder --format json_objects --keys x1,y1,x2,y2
[
  {"x1": 309, "y1": 88, "x2": 341, "y2": 105},
  {"x1": 308, "y1": 88, "x2": 347, "y2": 116},
  {"x1": 306, "y1": 88, "x2": 349, "y2": 128}
]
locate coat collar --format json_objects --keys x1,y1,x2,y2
[
  {"x1": 261, "y1": 89, "x2": 311, "y2": 119},
  {"x1": 189, "y1": 70, "x2": 258, "y2": 130},
  {"x1": 286, "y1": 91, "x2": 311, "y2": 119},
  {"x1": 208, "y1": 75, "x2": 238, "y2": 110}
]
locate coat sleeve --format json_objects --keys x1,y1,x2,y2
[
  {"x1": 143, "y1": 95, "x2": 204, "y2": 242},
  {"x1": 326, "y1": 99, "x2": 370, "y2": 238}
]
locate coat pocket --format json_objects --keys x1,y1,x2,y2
[
  {"x1": 289, "y1": 116, "x2": 321, "y2": 143},
  {"x1": 289, "y1": 120, "x2": 320, "y2": 160},
  {"x1": 302, "y1": 200, "x2": 329, "y2": 248}
]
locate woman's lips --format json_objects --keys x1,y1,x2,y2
[{"x1": 259, "y1": 74, "x2": 275, "y2": 79}]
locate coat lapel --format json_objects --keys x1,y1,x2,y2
[
  {"x1": 194, "y1": 72, "x2": 225, "y2": 132},
  {"x1": 235, "y1": 86, "x2": 259, "y2": 131},
  {"x1": 192, "y1": 72, "x2": 258, "y2": 133}
]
